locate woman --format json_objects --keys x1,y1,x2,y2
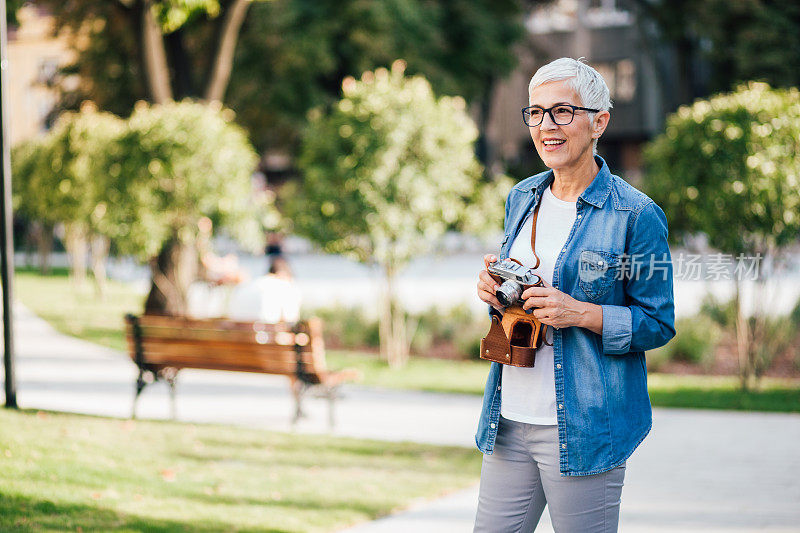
[{"x1": 474, "y1": 57, "x2": 675, "y2": 532}]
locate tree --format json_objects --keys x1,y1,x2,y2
[
  {"x1": 40, "y1": 0, "x2": 272, "y2": 115},
  {"x1": 642, "y1": 82, "x2": 800, "y2": 389},
  {"x1": 106, "y1": 100, "x2": 268, "y2": 316},
  {"x1": 41, "y1": 0, "x2": 526, "y2": 157},
  {"x1": 694, "y1": 0, "x2": 800, "y2": 92},
  {"x1": 11, "y1": 106, "x2": 126, "y2": 290},
  {"x1": 38, "y1": 106, "x2": 127, "y2": 293},
  {"x1": 229, "y1": 0, "x2": 525, "y2": 158},
  {"x1": 284, "y1": 62, "x2": 509, "y2": 367},
  {"x1": 11, "y1": 139, "x2": 56, "y2": 274},
  {"x1": 629, "y1": 0, "x2": 800, "y2": 107}
]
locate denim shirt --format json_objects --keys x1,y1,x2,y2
[{"x1": 475, "y1": 155, "x2": 676, "y2": 476}]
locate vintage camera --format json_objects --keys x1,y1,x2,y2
[{"x1": 487, "y1": 258, "x2": 543, "y2": 307}]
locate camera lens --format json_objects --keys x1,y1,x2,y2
[{"x1": 496, "y1": 280, "x2": 523, "y2": 307}]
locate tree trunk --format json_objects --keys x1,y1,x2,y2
[
  {"x1": 379, "y1": 271, "x2": 392, "y2": 363},
  {"x1": 475, "y1": 77, "x2": 496, "y2": 170},
  {"x1": 734, "y1": 280, "x2": 754, "y2": 391},
  {"x1": 141, "y1": 0, "x2": 173, "y2": 103},
  {"x1": 90, "y1": 234, "x2": 110, "y2": 299},
  {"x1": 64, "y1": 222, "x2": 88, "y2": 287},
  {"x1": 204, "y1": 0, "x2": 252, "y2": 103},
  {"x1": 144, "y1": 234, "x2": 199, "y2": 316},
  {"x1": 165, "y1": 29, "x2": 194, "y2": 99},
  {"x1": 32, "y1": 222, "x2": 53, "y2": 275},
  {"x1": 380, "y1": 263, "x2": 410, "y2": 368}
]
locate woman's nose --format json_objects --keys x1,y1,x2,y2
[{"x1": 540, "y1": 111, "x2": 559, "y2": 130}]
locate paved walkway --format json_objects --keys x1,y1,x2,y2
[{"x1": 6, "y1": 303, "x2": 800, "y2": 532}]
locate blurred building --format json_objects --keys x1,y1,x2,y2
[
  {"x1": 7, "y1": 4, "x2": 75, "y2": 145},
  {"x1": 485, "y1": 0, "x2": 683, "y2": 183}
]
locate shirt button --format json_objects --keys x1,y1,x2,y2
[
  {"x1": 556, "y1": 363, "x2": 562, "y2": 369},
  {"x1": 561, "y1": 443, "x2": 567, "y2": 449},
  {"x1": 577, "y1": 214, "x2": 582, "y2": 219},
  {"x1": 562, "y1": 248, "x2": 567, "y2": 253},
  {"x1": 558, "y1": 404, "x2": 563, "y2": 409},
  {"x1": 490, "y1": 423, "x2": 496, "y2": 429},
  {"x1": 497, "y1": 386, "x2": 501, "y2": 391}
]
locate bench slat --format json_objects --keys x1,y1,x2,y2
[
  {"x1": 138, "y1": 340, "x2": 315, "y2": 364},
  {"x1": 134, "y1": 351, "x2": 308, "y2": 375},
  {"x1": 130, "y1": 326, "x2": 305, "y2": 347},
  {"x1": 132, "y1": 335, "x2": 313, "y2": 354},
  {"x1": 135, "y1": 315, "x2": 300, "y2": 333}
]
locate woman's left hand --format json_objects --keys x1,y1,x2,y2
[{"x1": 521, "y1": 281, "x2": 601, "y2": 333}]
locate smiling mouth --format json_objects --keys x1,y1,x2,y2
[{"x1": 543, "y1": 139, "x2": 565, "y2": 146}]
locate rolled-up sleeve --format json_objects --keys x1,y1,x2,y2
[{"x1": 601, "y1": 201, "x2": 676, "y2": 354}]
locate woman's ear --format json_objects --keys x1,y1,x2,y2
[{"x1": 592, "y1": 110, "x2": 611, "y2": 138}]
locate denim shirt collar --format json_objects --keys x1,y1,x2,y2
[{"x1": 517, "y1": 155, "x2": 613, "y2": 209}]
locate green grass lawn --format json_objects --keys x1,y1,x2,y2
[
  {"x1": 327, "y1": 353, "x2": 800, "y2": 412},
  {"x1": 15, "y1": 267, "x2": 143, "y2": 353},
  {"x1": 13, "y1": 268, "x2": 800, "y2": 413},
  {"x1": 0, "y1": 409, "x2": 481, "y2": 532}
]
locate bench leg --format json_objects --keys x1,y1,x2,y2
[
  {"x1": 292, "y1": 379, "x2": 307, "y2": 425},
  {"x1": 132, "y1": 368, "x2": 147, "y2": 419},
  {"x1": 167, "y1": 374, "x2": 177, "y2": 420},
  {"x1": 326, "y1": 386, "x2": 336, "y2": 431}
]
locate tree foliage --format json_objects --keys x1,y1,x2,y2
[
  {"x1": 12, "y1": 107, "x2": 126, "y2": 285},
  {"x1": 39, "y1": 0, "x2": 270, "y2": 111},
  {"x1": 38, "y1": 107, "x2": 126, "y2": 237},
  {"x1": 630, "y1": 0, "x2": 800, "y2": 104},
  {"x1": 230, "y1": 0, "x2": 524, "y2": 152},
  {"x1": 286, "y1": 61, "x2": 487, "y2": 267},
  {"x1": 643, "y1": 82, "x2": 800, "y2": 256},
  {"x1": 39, "y1": 0, "x2": 525, "y2": 155},
  {"x1": 108, "y1": 100, "x2": 264, "y2": 261},
  {"x1": 284, "y1": 62, "x2": 507, "y2": 366},
  {"x1": 643, "y1": 82, "x2": 800, "y2": 390},
  {"x1": 12, "y1": 101, "x2": 273, "y2": 311}
]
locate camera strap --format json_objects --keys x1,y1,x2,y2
[
  {"x1": 529, "y1": 200, "x2": 542, "y2": 269},
  {"x1": 530, "y1": 199, "x2": 554, "y2": 347}
]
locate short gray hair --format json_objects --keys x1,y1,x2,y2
[{"x1": 528, "y1": 58, "x2": 612, "y2": 152}]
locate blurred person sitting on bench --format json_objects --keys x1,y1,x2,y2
[{"x1": 226, "y1": 256, "x2": 301, "y2": 324}]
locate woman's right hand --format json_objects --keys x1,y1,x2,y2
[{"x1": 477, "y1": 254, "x2": 504, "y2": 314}]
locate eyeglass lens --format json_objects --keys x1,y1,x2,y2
[{"x1": 523, "y1": 106, "x2": 576, "y2": 126}]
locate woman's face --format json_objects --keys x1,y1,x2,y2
[{"x1": 528, "y1": 80, "x2": 608, "y2": 171}]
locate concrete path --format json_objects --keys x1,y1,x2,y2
[
  {"x1": 343, "y1": 407, "x2": 800, "y2": 533},
  {"x1": 6, "y1": 303, "x2": 800, "y2": 532}
]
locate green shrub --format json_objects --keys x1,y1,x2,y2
[
  {"x1": 307, "y1": 303, "x2": 487, "y2": 358},
  {"x1": 409, "y1": 304, "x2": 487, "y2": 358},
  {"x1": 306, "y1": 305, "x2": 380, "y2": 349},
  {"x1": 649, "y1": 316, "x2": 720, "y2": 369},
  {"x1": 700, "y1": 294, "x2": 737, "y2": 329},
  {"x1": 698, "y1": 293, "x2": 800, "y2": 376}
]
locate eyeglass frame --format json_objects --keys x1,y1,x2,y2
[{"x1": 521, "y1": 103, "x2": 601, "y2": 127}]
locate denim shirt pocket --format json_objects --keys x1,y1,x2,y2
[{"x1": 578, "y1": 250, "x2": 619, "y2": 300}]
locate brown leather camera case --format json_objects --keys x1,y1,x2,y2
[
  {"x1": 480, "y1": 306, "x2": 547, "y2": 367},
  {"x1": 479, "y1": 201, "x2": 548, "y2": 367}
]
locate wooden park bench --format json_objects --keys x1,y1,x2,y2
[{"x1": 124, "y1": 314, "x2": 360, "y2": 428}]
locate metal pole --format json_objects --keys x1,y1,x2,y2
[{"x1": 0, "y1": 0, "x2": 17, "y2": 409}]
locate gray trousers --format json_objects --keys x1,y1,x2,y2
[{"x1": 474, "y1": 417, "x2": 625, "y2": 533}]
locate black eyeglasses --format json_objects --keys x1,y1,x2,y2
[{"x1": 522, "y1": 104, "x2": 600, "y2": 127}]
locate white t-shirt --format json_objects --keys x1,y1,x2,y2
[
  {"x1": 501, "y1": 185, "x2": 577, "y2": 425},
  {"x1": 226, "y1": 275, "x2": 302, "y2": 323}
]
